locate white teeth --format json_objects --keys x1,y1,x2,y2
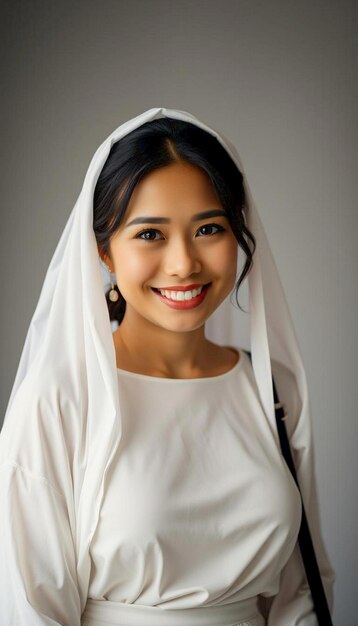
[{"x1": 158, "y1": 286, "x2": 204, "y2": 301}]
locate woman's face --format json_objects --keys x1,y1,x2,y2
[{"x1": 102, "y1": 161, "x2": 238, "y2": 334}]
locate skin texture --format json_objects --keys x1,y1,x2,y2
[{"x1": 99, "y1": 161, "x2": 240, "y2": 378}]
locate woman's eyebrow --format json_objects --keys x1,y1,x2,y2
[{"x1": 125, "y1": 209, "x2": 227, "y2": 228}]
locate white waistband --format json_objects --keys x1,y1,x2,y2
[{"x1": 81, "y1": 597, "x2": 265, "y2": 626}]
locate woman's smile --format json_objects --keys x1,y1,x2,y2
[
  {"x1": 151, "y1": 283, "x2": 212, "y2": 309},
  {"x1": 102, "y1": 161, "x2": 238, "y2": 334}
]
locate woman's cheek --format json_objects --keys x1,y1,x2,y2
[
  {"x1": 130, "y1": 251, "x2": 159, "y2": 285},
  {"x1": 216, "y1": 244, "x2": 238, "y2": 278}
]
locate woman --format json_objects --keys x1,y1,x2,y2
[{"x1": 0, "y1": 108, "x2": 335, "y2": 625}]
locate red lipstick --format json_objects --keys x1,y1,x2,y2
[{"x1": 151, "y1": 283, "x2": 211, "y2": 310}]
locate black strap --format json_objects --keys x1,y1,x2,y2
[{"x1": 243, "y1": 350, "x2": 333, "y2": 625}]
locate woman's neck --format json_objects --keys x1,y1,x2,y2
[
  {"x1": 112, "y1": 311, "x2": 239, "y2": 379},
  {"x1": 113, "y1": 317, "x2": 212, "y2": 378}
]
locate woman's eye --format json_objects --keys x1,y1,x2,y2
[
  {"x1": 135, "y1": 223, "x2": 225, "y2": 241},
  {"x1": 197, "y1": 223, "x2": 225, "y2": 237},
  {"x1": 136, "y1": 229, "x2": 162, "y2": 241}
]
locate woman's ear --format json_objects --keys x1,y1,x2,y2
[{"x1": 97, "y1": 245, "x2": 112, "y2": 271}]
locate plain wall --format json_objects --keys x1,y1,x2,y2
[{"x1": 1, "y1": 1, "x2": 357, "y2": 623}]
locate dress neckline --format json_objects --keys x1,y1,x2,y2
[{"x1": 116, "y1": 348, "x2": 244, "y2": 383}]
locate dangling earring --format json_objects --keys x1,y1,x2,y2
[
  {"x1": 109, "y1": 280, "x2": 119, "y2": 302},
  {"x1": 104, "y1": 262, "x2": 119, "y2": 303}
]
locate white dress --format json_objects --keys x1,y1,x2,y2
[
  {"x1": 89, "y1": 349, "x2": 301, "y2": 608},
  {"x1": 0, "y1": 348, "x2": 335, "y2": 626},
  {"x1": 83, "y1": 349, "x2": 304, "y2": 625}
]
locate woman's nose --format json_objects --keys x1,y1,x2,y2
[{"x1": 163, "y1": 237, "x2": 202, "y2": 278}]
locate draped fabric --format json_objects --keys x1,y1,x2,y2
[{"x1": 0, "y1": 108, "x2": 335, "y2": 625}]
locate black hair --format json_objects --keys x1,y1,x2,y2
[{"x1": 93, "y1": 117, "x2": 256, "y2": 324}]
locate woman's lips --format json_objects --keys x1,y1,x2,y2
[
  {"x1": 155, "y1": 283, "x2": 204, "y2": 291},
  {"x1": 151, "y1": 283, "x2": 211, "y2": 310}
]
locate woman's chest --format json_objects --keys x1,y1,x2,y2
[{"x1": 98, "y1": 381, "x2": 301, "y2": 544}]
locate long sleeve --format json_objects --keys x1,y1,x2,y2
[
  {"x1": 0, "y1": 372, "x2": 86, "y2": 626},
  {"x1": 0, "y1": 464, "x2": 82, "y2": 626},
  {"x1": 258, "y1": 360, "x2": 336, "y2": 625}
]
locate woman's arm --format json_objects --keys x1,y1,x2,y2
[
  {"x1": 0, "y1": 463, "x2": 82, "y2": 626},
  {"x1": 0, "y1": 375, "x2": 85, "y2": 626},
  {"x1": 258, "y1": 360, "x2": 336, "y2": 626}
]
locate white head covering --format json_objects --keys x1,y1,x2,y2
[{"x1": 3, "y1": 107, "x2": 312, "y2": 604}]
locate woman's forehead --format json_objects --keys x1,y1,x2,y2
[{"x1": 122, "y1": 162, "x2": 222, "y2": 220}]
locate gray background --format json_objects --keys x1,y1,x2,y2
[{"x1": 1, "y1": 1, "x2": 357, "y2": 623}]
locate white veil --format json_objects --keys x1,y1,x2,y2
[{"x1": 2, "y1": 107, "x2": 313, "y2": 602}]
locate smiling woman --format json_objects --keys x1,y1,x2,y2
[
  {"x1": 97, "y1": 161, "x2": 240, "y2": 373},
  {"x1": 0, "y1": 108, "x2": 335, "y2": 626},
  {"x1": 93, "y1": 119, "x2": 254, "y2": 377}
]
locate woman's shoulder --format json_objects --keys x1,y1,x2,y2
[
  {"x1": 1, "y1": 363, "x2": 84, "y2": 483},
  {"x1": 4, "y1": 361, "x2": 82, "y2": 421},
  {"x1": 235, "y1": 347, "x2": 298, "y2": 399},
  {"x1": 233, "y1": 347, "x2": 302, "y2": 440}
]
